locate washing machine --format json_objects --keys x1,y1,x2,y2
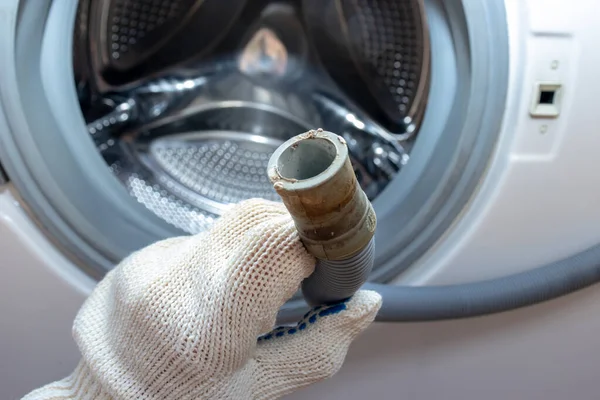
[{"x1": 2, "y1": 0, "x2": 600, "y2": 398}]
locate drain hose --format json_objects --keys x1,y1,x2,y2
[
  {"x1": 268, "y1": 129, "x2": 376, "y2": 306},
  {"x1": 269, "y1": 130, "x2": 600, "y2": 321},
  {"x1": 366, "y1": 240, "x2": 600, "y2": 321},
  {"x1": 302, "y1": 238, "x2": 375, "y2": 306}
]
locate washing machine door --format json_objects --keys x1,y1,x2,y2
[{"x1": 0, "y1": 0, "x2": 513, "y2": 321}]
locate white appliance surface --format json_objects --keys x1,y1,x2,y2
[
  {"x1": 3, "y1": 186, "x2": 600, "y2": 400},
  {"x1": 3, "y1": 0, "x2": 600, "y2": 399}
]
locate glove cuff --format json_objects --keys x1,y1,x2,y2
[{"x1": 22, "y1": 361, "x2": 110, "y2": 400}]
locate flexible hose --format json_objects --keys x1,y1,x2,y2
[
  {"x1": 268, "y1": 129, "x2": 376, "y2": 306},
  {"x1": 366, "y1": 240, "x2": 600, "y2": 321},
  {"x1": 269, "y1": 130, "x2": 600, "y2": 322},
  {"x1": 302, "y1": 238, "x2": 375, "y2": 306}
]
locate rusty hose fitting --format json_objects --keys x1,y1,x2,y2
[{"x1": 268, "y1": 129, "x2": 377, "y2": 305}]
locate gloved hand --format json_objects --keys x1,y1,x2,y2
[{"x1": 23, "y1": 199, "x2": 381, "y2": 400}]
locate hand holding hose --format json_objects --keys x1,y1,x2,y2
[{"x1": 23, "y1": 199, "x2": 381, "y2": 400}]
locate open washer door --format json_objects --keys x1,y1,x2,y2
[{"x1": 0, "y1": 0, "x2": 511, "y2": 321}]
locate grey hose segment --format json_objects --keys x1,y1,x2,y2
[
  {"x1": 365, "y1": 241, "x2": 600, "y2": 322},
  {"x1": 302, "y1": 238, "x2": 375, "y2": 306}
]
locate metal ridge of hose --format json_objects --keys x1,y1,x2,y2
[{"x1": 268, "y1": 129, "x2": 376, "y2": 306}]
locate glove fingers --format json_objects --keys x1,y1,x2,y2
[
  {"x1": 252, "y1": 290, "x2": 382, "y2": 398},
  {"x1": 209, "y1": 199, "x2": 289, "y2": 249},
  {"x1": 197, "y1": 198, "x2": 316, "y2": 341}
]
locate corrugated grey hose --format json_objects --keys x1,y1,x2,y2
[
  {"x1": 366, "y1": 243, "x2": 600, "y2": 321},
  {"x1": 268, "y1": 129, "x2": 376, "y2": 307},
  {"x1": 269, "y1": 130, "x2": 600, "y2": 321},
  {"x1": 303, "y1": 239, "x2": 375, "y2": 306}
]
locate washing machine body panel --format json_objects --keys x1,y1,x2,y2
[
  {"x1": 4, "y1": 183, "x2": 600, "y2": 400},
  {"x1": 289, "y1": 287, "x2": 600, "y2": 399},
  {"x1": 0, "y1": 188, "x2": 91, "y2": 400},
  {"x1": 3, "y1": 0, "x2": 600, "y2": 399},
  {"x1": 402, "y1": 0, "x2": 600, "y2": 286}
]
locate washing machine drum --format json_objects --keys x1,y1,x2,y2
[
  {"x1": 0, "y1": 0, "x2": 509, "y2": 318},
  {"x1": 80, "y1": 0, "x2": 429, "y2": 230}
]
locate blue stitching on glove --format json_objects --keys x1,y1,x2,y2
[
  {"x1": 257, "y1": 299, "x2": 349, "y2": 342},
  {"x1": 318, "y1": 303, "x2": 346, "y2": 316}
]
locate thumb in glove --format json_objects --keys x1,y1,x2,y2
[{"x1": 253, "y1": 291, "x2": 381, "y2": 399}]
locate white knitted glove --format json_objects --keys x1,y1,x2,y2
[{"x1": 23, "y1": 199, "x2": 382, "y2": 400}]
